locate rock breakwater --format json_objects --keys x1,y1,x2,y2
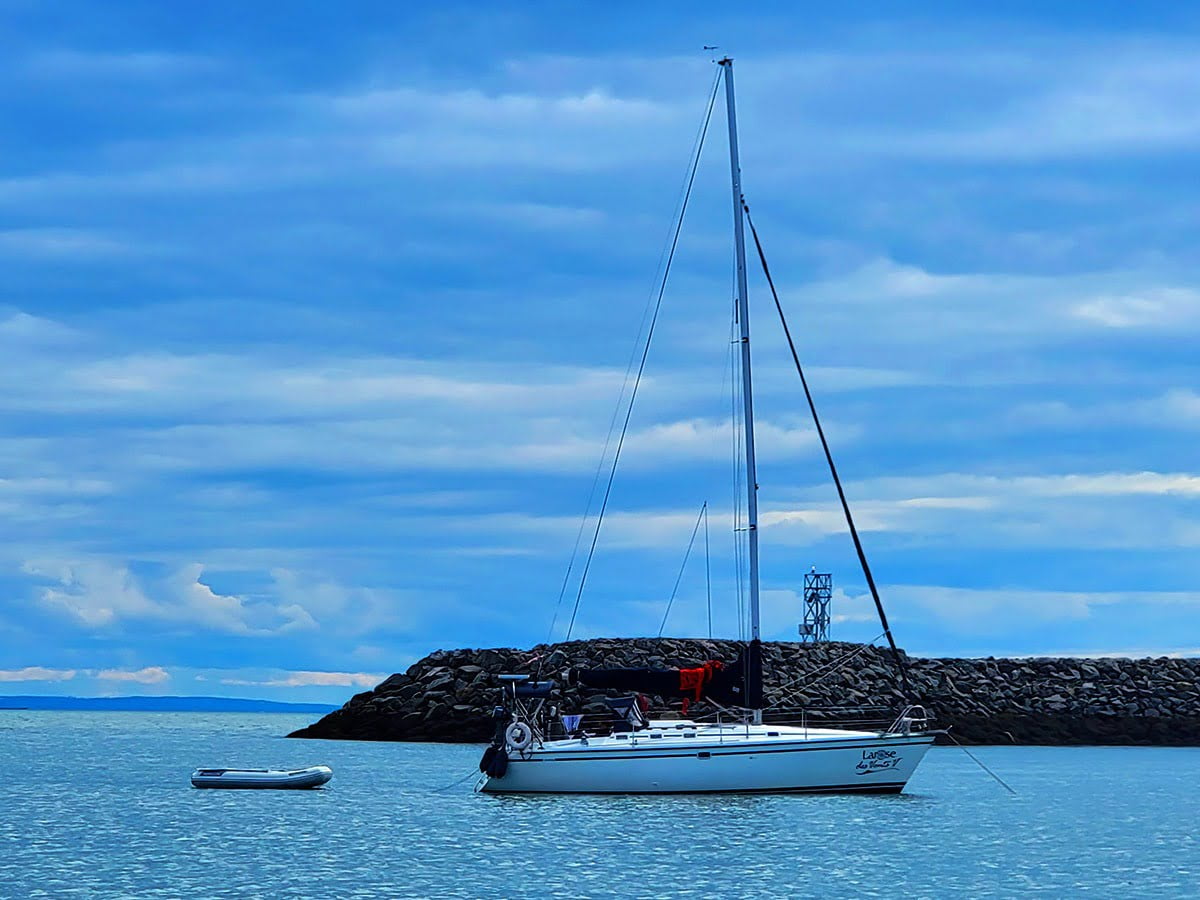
[{"x1": 288, "y1": 639, "x2": 1200, "y2": 745}]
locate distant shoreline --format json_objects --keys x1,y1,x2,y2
[
  {"x1": 0, "y1": 707, "x2": 324, "y2": 713},
  {"x1": 0, "y1": 695, "x2": 336, "y2": 714}
]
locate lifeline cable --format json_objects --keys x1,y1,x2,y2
[
  {"x1": 741, "y1": 199, "x2": 913, "y2": 698},
  {"x1": 564, "y1": 69, "x2": 722, "y2": 640}
]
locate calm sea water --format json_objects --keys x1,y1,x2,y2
[{"x1": 1, "y1": 711, "x2": 1195, "y2": 898}]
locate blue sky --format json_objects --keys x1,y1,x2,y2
[{"x1": 3, "y1": 2, "x2": 1199, "y2": 702}]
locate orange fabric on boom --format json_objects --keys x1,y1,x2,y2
[{"x1": 678, "y1": 660, "x2": 724, "y2": 701}]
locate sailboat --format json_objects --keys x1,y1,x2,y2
[{"x1": 478, "y1": 58, "x2": 937, "y2": 795}]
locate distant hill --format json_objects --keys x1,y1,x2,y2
[{"x1": 0, "y1": 695, "x2": 337, "y2": 713}]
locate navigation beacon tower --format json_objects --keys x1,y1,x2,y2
[{"x1": 798, "y1": 567, "x2": 832, "y2": 643}]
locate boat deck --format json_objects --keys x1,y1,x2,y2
[{"x1": 534, "y1": 719, "x2": 925, "y2": 755}]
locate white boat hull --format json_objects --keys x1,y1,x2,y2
[{"x1": 481, "y1": 724, "x2": 934, "y2": 795}]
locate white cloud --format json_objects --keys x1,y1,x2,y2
[
  {"x1": 1071, "y1": 287, "x2": 1200, "y2": 328},
  {"x1": 760, "y1": 507, "x2": 878, "y2": 539},
  {"x1": 837, "y1": 47, "x2": 1200, "y2": 161},
  {"x1": 1011, "y1": 646, "x2": 1200, "y2": 659},
  {"x1": 0, "y1": 228, "x2": 138, "y2": 260},
  {"x1": 0, "y1": 315, "x2": 838, "y2": 477},
  {"x1": 319, "y1": 84, "x2": 688, "y2": 172},
  {"x1": 1028, "y1": 472, "x2": 1200, "y2": 497},
  {"x1": 1157, "y1": 389, "x2": 1200, "y2": 422},
  {"x1": 0, "y1": 477, "x2": 112, "y2": 497},
  {"x1": 845, "y1": 471, "x2": 1200, "y2": 501},
  {"x1": 461, "y1": 508, "x2": 711, "y2": 551},
  {"x1": 16, "y1": 41, "x2": 1200, "y2": 207},
  {"x1": 268, "y1": 568, "x2": 407, "y2": 636},
  {"x1": 0, "y1": 310, "x2": 79, "y2": 345},
  {"x1": 473, "y1": 202, "x2": 607, "y2": 230},
  {"x1": 1005, "y1": 389, "x2": 1200, "y2": 434},
  {"x1": 4, "y1": 34, "x2": 1200, "y2": 666},
  {"x1": 759, "y1": 587, "x2": 876, "y2": 638},
  {"x1": 889, "y1": 584, "x2": 1200, "y2": 635},
  {"x1": 24, "y1": 50, "x2": 215, "y2": 80},
  {"x1": 891, "y1": 585, "x2": 1107, "y2": 629},
  {"x1": 327, "y1": 84, "x2": 668, "y2": 125},
  {"x1": 24, "y1": 559, "x2": 319, "y2": 635},
  {"x1": 764, "y1": 583, "x2": 1200, "y2": 642},
  {"x1": 25, "y1": 559, "x2": 160, "y2": 628},
  {"x1": 426, "y1": 464, "x2": 1200, "y2": 557},
  {"x1": 96, "y1": 666, "x2": 170, "y2": 684},
  {"x1": 168, "y1": 563, "x2": 316, "y2": 635},
  {"x1": 0, "y1": 162, "x2": 271, "y2": 202},
  {"x1": 792, "y1": 258, "x2": 1200, "y2": 353},
  {"x1": 759, "y1": 470, "x2": 1200, "y2": 552},
  {"x1": 221, "y1": 670, "x2": 384, "y2": 688},
  {"x1": 0, "y1": 66, "x2": 699, "y2": 205},
  {"x1": 0, "y1": 666, "x2": 77, "y2": 682}
]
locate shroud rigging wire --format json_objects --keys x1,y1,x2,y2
[{"x1": 560, "y1": 69, "x2": 722, "y2": 641}]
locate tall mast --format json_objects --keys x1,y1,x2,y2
[{"x1": 720, "y1": 57, "x2": 763, "y2": 722}]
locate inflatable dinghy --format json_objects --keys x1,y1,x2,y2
[{"x1": 190, "y1": 765, "x2": 332, "y2": 789}]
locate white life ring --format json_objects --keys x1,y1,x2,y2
[{"x1": 505, "y1": 721, "x2": 533, "y2": 751}]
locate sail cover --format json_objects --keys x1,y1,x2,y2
[{"x1": 574, "y1": 650, "x2": 750, "y2": 707}]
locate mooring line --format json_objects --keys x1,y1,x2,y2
[
  {"x1": 945, "y1": 730, "x2": 1017, "y2": 795},
  {"x1": 433, "y1": 769, "x2": 482, "y2": 793}
]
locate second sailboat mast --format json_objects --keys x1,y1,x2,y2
[{"x1": 719, "y1": 57, "x2": 763, "y2": 718}]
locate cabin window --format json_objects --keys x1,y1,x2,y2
[{"x1": 767, "y1": 731, "x2": 779, "y2": 737}]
